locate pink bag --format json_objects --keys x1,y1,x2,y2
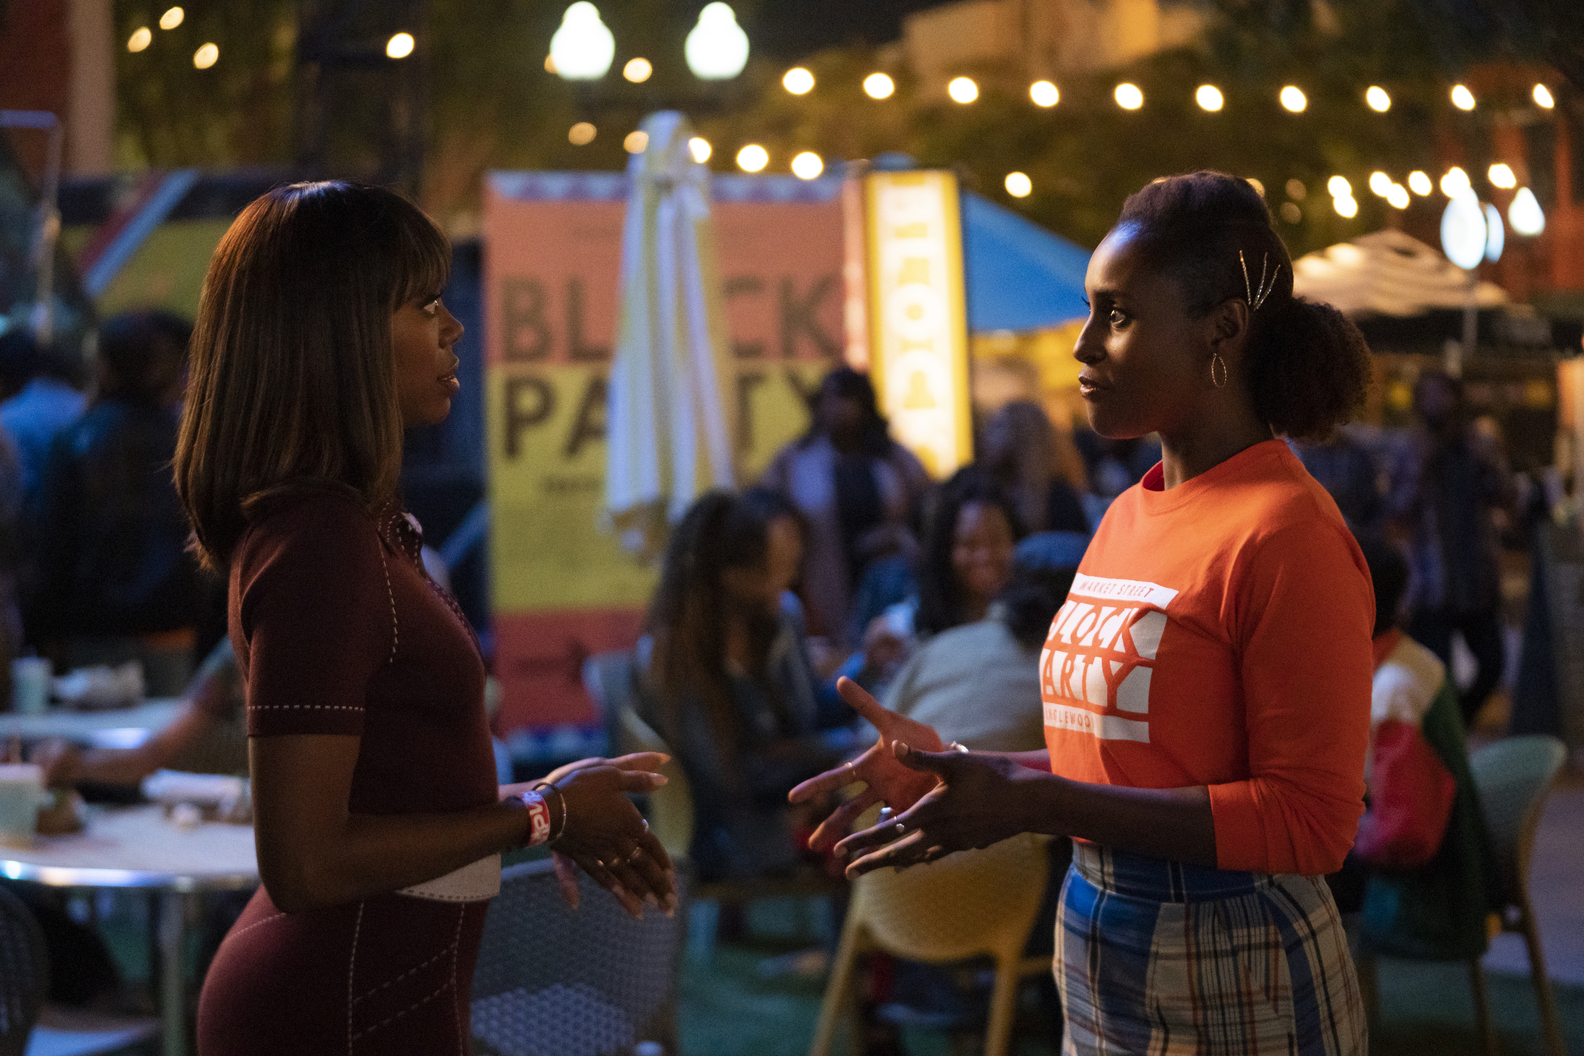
[{"x1": 1353, "y1": 718, "x2": 1456, "y2": 871}]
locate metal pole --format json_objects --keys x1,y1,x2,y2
[{"x1": 0, "y1": 111, "x2": 65, "y2": 345}]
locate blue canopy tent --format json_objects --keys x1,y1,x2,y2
[{"x1": 962, "y1": 191, "x2": 1091, "y2": 333}]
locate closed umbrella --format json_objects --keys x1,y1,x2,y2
[{"x1": 604, "y1": 111, "x2": 735, "y2": 560}]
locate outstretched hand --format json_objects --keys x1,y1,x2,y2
[
  {"x1": 833, "y1": 740, "x2": 1038, "y2": 877},
  {"x1": 788, "y1": 677, "x2": 947, "y2": 853},
  {"x1": 513, "y1": 752, "x2": 677, "y2": 919}
]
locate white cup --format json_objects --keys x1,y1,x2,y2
[
  {"x1": 0, "y1": 763, "x2": 49, "y2": 848},
  {"x1": 11, "y1": 657, "x2": 52, "y2": 715}
]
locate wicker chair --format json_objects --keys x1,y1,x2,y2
[
  {"x1": 0, "y1": 885, "x2": 47, "y2": 1056},
  {"x1": 808, "y1": 833, "x2": 1053, "y2": 1056},
  {"x1": 470, "y1": 859, "x2": 685, "y2": 1056}
]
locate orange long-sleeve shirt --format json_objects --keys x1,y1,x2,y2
[{"x1": 1041, "y1": 440, "x2": 1373, "y2": 876}]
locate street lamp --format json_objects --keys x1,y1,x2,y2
[
  {"x1": 550, "y1": 2, "x2": 615, "y2": 81},
  {"x1": 685, "y1": 3, "x2": 749, "y2": 80}
]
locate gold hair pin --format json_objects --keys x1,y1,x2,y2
[{"x1": 1239, "y1": 250, "x2": 1281, "y2": 311}]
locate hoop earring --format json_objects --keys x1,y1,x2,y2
[{"x1": 1210, "y1": 352, "x2": 1228, "y2": 389}]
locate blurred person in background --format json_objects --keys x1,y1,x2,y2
[
  {"x1": 979, "y1": 400, "x2": 1091, "y2": 537},
  {"x1": 1290, "y1": 426, "x2": 1383, "y2": 538},
  {"x1": 1386, "y1": 371, "x2": 1515, "y2": 726},
  {"x1": 762, "y1": 367, "x2": 929, "y2": 651},
  {"x1": 29, "y1": 310, "x2": 200, "y2": 695},
  {"x1": 843, "y1": 467, "x2": 1022, "y2": 692},
  {"x1": 0, "y1": 325, "x2": 86, "y2": 513},
  {"x1": 637, "y1": 487, "x2": 855, "y2": 882}
]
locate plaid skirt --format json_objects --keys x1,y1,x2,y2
[{"x1": 1055, "y1": 844, "x2": 1366, "y2": 1056}]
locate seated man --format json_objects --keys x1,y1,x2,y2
[{"x1": 1344, "y1": 537, "x2": 1501, "y2": 960}]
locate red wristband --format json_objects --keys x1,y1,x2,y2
[{"x1": 507, "y1": 792, "x2": 553, "y2": 848}]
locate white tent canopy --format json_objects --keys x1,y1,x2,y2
[{"x1": 1291, "y1": 229, "x2": 1507, "y2": 317}]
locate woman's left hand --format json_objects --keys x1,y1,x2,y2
[
  {"x1": 513, "y1": 752, "x2": 677, "y2": 918},
  {"x1": 833, "y1": 741, "x2": 1044, "y2": 878}
]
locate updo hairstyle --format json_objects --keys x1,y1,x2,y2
[{"x1": 1116, "y1": 172, "x2": 1372, "y2": 440}]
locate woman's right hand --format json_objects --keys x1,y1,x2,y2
[
  {"x1": 520, "y1": 753, "x2": 676, "y2": 919},
  {"x1": 787, "y1": 677, "x2": 946, "y2": 852}
]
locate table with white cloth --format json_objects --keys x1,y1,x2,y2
[{"x1": 0, "y1": 804, "x2": 258, "y2": 1056}]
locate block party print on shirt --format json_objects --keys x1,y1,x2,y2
[{"x1": 1040, "y1": 574, "x2": 1179, "y2": 743}]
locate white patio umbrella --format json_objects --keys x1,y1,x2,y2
[{"x1": 604, "y1": 111, "x2": 735, "y2": 560}]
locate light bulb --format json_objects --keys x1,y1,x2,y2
[
  {"x1": 624, "y1": 130, "x2": 648, "y2": 154},
  {"x1": 864, "y1": 73, "x2": 895, "y2": 99},
  {"x1": 791, "y1": 152, "x2": 823, "y2": 179},
  {"x1": 550, "y1": 3, "x2": 615, "y2": 80},
  {"x1": 685, "y1": 2, "x2": 749, "y2": 80},
  {"x1": 1334, "y1": 194, "x2": 1358, "y2": 218},
  {"x1": 1369, "y1": 171, "x2": 1392, "y2": 197},
  {"x1": 1488, "y1": 163, "x2": 1516, "y2": 189},
  {"x1": 1196, "y1": 85, "x2": 1224, "y2": 112},
  {"x1": 1508, "y1": 187, "x2": 1545, "y2": 236},
  {"x1": 159, "y1": 7, "x2": 183, "y2": 30},
  {"x1": 1029, "y1": 80, "x2": 1059, "y2": 107},
  {"x1": 1450, "y1": 84, "x2": 1476, "y2": 111},
  {"x1": 1386, "y1": 184, "x2": 1410, "y2": 209},
  {"x1": 1408, "y1": 171, "x2": 1432, "y2": 196},
  {"x1": 782, "y1": 67, "x2": 814, "y2": 95},
  {"x1": 568, "y1": 122, "x2": 596, "y2": 146},
  {"x1": 1005, "y1": 172, "x2": 1032, "y2": 198},
  {"x1": 1280, "y1": 85, "x2": 1306, "y2": 112},
  {"x1": 1440, "y1": 166, "x2": 1470, "y2": 197},
  {"x1": 689, "y1": 137, "x2": 711, "y2": 163},
  {"x1": 1327, "y1": 175, "x2": 1351, "y2": 198},
  {"x1": 127, "y1": 27, "x2": 152, "y2": 52},
  {"x1": 623, "y1": 57, "x2": 652, "y2": 82},
  {"x1": 192, "y1": 42, "x2": 218, "y2": 69},
  {"x1": 948, "y1": 77, "x2": 978, "y2": 103},
  {"x1": 736, "y1": 144, "x2": 768, "y2": 173},
  {"x1": 1533, "y1": 84, "x2": 1554, "y2": 109},
  {"x1": 1285, "y1": 179, "x2": 1306, "y2": 201},
  {"x1": 386, "y1": 33, "x2": 415, "y2": 60},
  {"x1": 1114, "y1": 83, "x2": 1143, "y2": 110},
  {"x1": 1366, "y1": 86, "x2": 1391, "y2": 112}
]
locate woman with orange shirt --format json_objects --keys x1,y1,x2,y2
[{"x1": 792, "y1": 172, "x2": 1375, "y2": 1055}]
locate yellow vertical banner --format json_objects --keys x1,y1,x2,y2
[{"x1": 865, "y1": 171, "x2": 973, "y2": 477}]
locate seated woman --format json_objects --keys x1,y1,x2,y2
[
  {"x1": 638, "y1": 488, "x2": 854, "y2": 882},
  {"x1": 979, "y1": 400, "x2": 1091, "y2": 538},
  {"x1": 845, "y1": 467, "x2": 1022, "y2": 692}
]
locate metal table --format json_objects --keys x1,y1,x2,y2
[{"x1": 0, "y1": 804, "x2": 258, "y2": 1056}]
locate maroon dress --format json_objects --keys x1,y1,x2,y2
[{"x1": 197, "y1": 489, "x2": 497, "y2": 1056}]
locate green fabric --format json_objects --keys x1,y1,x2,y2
[{"x1": 1360, "y1": 676, "x2": 1503, "y2": 959}]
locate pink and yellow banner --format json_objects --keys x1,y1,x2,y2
[{"x1": 483, "y1": 172, "x2": 845, "y2": 731}]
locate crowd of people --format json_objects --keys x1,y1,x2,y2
[{"x1": 0, "y1": 168, "x2": 1542, "y2": 1055}]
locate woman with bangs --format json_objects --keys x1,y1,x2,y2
[{"x1": 179, "y1": 182, "x2": 675, "y2": 1056}]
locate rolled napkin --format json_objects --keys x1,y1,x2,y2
[
  {"x1": 53, "y1": 662, "x2": 144, "y2": 710},
  {"x1": 142, "y1": 769, "x2": 251, "y2": 823}
]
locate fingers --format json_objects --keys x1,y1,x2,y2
[
  {"x1": 833, "y1": 810, "x2": 916, "y2": 861},
  {"x1": 789, "y1": 744, "x2": 879, "y2": 803},
  {"x1": 835, "y1": 676, "x2": 888, "y2": 723},
  {"x1": 604, "y1": 752, "x2": 670, "y2": 772},
  {"x1": 844, "y1": 829, "x2": 931, "y2": 879},
  {"x1": 574, "y1": 851, "x2": 645, "y2": 918},
  {"x1": 551, "y1": 849, "x2": 581, "y2": 910},
  {"x1": 891, "y1": 741, "x2": 955, "y2": 775},
  {"x1": 804, "y1": 787, "x2": 883, "y2": 853},
  {"x1": 614, "y1": 769, "x2": 669, "y2": 793}
]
